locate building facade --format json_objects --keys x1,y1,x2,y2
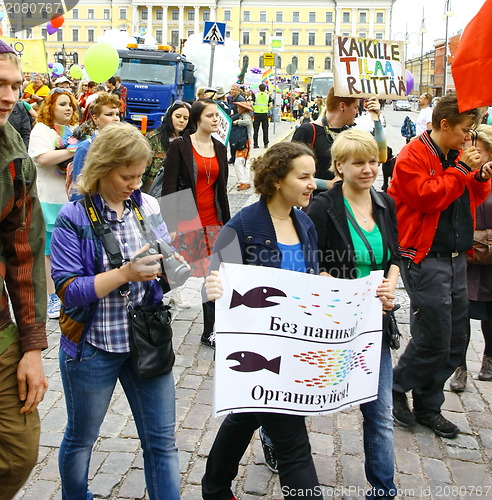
[{"x1": 3, "y1": 0, "x2": 396, "y2": 84}]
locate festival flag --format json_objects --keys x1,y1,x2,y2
[
  {"x1": 1, "y1": 37, "x2": 48, "y2": 74},
  {"x1": 262, "y1": 68, "x2": 273, "y2": 82},
  {"x1": 452, "y1": 0, "x2": 492, "y2": 112}
]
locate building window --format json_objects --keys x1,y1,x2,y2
[
  {"x1": 26, "y1": 10, "x2": 32, "y2": 18},
  {"x1": 308, "y1": 57, "x2": 315, "y2": 70},
  {"x1": 142, "y1": 9, "x2": 148, "y2": 20},
  {"x1": 276, "y1": 12, "x2": 283, "y2": 22},
  {"x1": 325, "y1": 32, "x2": 333, "y2": 45},
  {"x1": 171, "y1": 30, "x2": 179, "y2": 46},
  {"x1": 359, "y1": 32, "x2": 367, "y2": 38},
  {"x1": 42, "y1": 28, "x2": 47, "y2": 39},
  {"x1": 243, "y1": 32, "x2": 250, "y2": 45},
  {"x1": 26, "y1": 28, "x2": 32, "y2": 38},
  {"x1": 342, "y1": 12, "x2": 350, "y2": 23},
  {"x1": 309, "y1": 12, "x2": 316, "y2": 23},
  {"x1": 430, "y1": 74, "x2": 435, "y2": 83},
  {"x1": 324, "y1": 57, "x2": 332, "y2": 70},
  {"x1": 72, "y1": 29, "x2": 78, "y2": 42},
  {"x1": 10, "y1": 28, "x2": 15, "y2": 37},
  {"x1": 88, "y1": 29, "x2": 94, "y2": 42},
  {"x1": 156, "y1": 30, "x2": 162, "y2": 43},
  {"x1": 88, "y1": 9, "x2": 94, "y2": 20},
  {"x1": 275, "y1": 31, "x2": 283, "y2": 37},
  {"x1": 172, "y1": 9, "x2": 179, "y2": 21},
  {"x1": 243, "y1": 11, "x2": 250, "y2": 22},
  {"x1": 292, "y1": 56, "x2": 298, "y2": 69},
  {"x1": 243, "y1": 55, "x2": 249, "y2": 67},
  {"x1": 188, "y1": 30, "x2": 194, "y2": 37},
  {"x1": 259, "y1": 31, "x2": 266, "y2": 45},
  {"x1": 260, "y1": 11, "x2": 266, "y2": 22},
  {"x1": 376, "y1": 12, "x2": 384, "y2": 23},
  {"x1": 308, "y1": 33, "x2": 315, "y2": 45},
  {"x1": 326, "y1": 12, "x2": 333, "y2": 23},
  {"x1": 120, "y1": 8, "x2": 126, "y2": 20},
  {"x1": 224, "y1": 10, "x2": 231, "y2": 21},
  {"x1": 342, "y1": 32, "x2": 350, "y2": 37},
  {"x1": 359, "y1": 12, "x2": 367, "y2": 23},
  {"x1": 72, "y1": 9, "x2": 78, "y2": 19},
  {"x1": 431, "y1": 60, "x2": 435, "y2": 68},
  {"x1": 293, "y1": 12, "x2": 299, "y2": 22},
  {"x1": 188, "y1": 10, "x2": 195, "y2": 21},
  {"x1": 42, "y1": 10, "x2": 48, "y2": 19},
  {"x1": 203, "y1": 10, "x2": 210, "y2": 21},
  {"x1": 292, "y1": 32, "x2": 299, "y2": 46},
  {"x1": 375, "y1": 32, "x2": 383, "y2": 40},
  {"x1": 57, "y1": 29, "x2": 63, "y2": 42},
  {"x1": 277, "y1": 55, "x2": 282, "y2": 68},
  {"x1": 156, "y1": 9, "x2": 163, "y2": 20},
  {"x1": 226, "y1": 30, "x2": 231, "y2": 38},
  {"x1": 104, "y1": 9, "x2": 110, "y2": 20}
]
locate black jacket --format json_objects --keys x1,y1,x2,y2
[
  {"x1": 7, "y1": 102, "x2": 32, "y2": 150},
  {"x1": 307, "y1": 182, "x2": 400, "y2": 279}
]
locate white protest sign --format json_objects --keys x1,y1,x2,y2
[
  {"x1": 212, "y1": 103, "x2": 232, "y2": 146},
  {"x1": 333, "y1": 36, "x2": 406, "y2": 99},
  {"x1": 214, "y1": 263, "x2": 383, "y2": 417}
]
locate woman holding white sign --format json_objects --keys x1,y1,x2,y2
[
  {"x1": 307, "y1": 128, "x2": 400, "y2": 500},
  {"x1": 202, "y1": 142, "x2": 323, "y2": 499}
]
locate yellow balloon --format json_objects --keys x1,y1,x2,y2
[
  {"x1": 83, "y1": 43, "x2": 119, "y2": 83},
  {"x1": 69, "y1": 64, "x2": 83, "y2": 80}
]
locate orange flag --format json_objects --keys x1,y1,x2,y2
[{"x1": 452, "y1": 0, "x2": 492, "y2": 112}]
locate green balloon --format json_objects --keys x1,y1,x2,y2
[
  {"x1": 83, "y1": 42, "x2": 119, "y2": 83},
  {"x1": 69, "y1": 64, "x2": 83, "y2": 80}
]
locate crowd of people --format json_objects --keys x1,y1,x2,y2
[{"x1": 2, "y1": 36, "x2": 492, "y2": 500}]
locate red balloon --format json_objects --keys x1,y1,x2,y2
[
  {"x1": 51, "y1": 15, "x2": 64, "y2": 28},
  {"x1": 0, "y1": 28, "x2": 3, "y2": 36}
]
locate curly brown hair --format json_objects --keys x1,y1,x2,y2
[
  {"x1": 90, "y1": 92, "x2": 121, "y2": 117},
  {"x1": 252, "y1": 142, "x2": 316, "y2": 199},
  {"x1": 36, "y1": 90, "x2": 79, "y2": 128}
]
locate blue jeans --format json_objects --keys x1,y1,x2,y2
[
  {"x1": 58, "y1": 343, "x2": 180, "y2": 500},
  {"x1": 360, "y1": 342, "x2": 396, "y2": 500}
]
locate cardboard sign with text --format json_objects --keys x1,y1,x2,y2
[
  {"x1": 213, "y1": 263, "x2": 383, "y2": 417},
  {"x1": 334, "y1": 36, "x2": 406, "y2": 99}
]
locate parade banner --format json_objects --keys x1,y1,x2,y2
[
  {"x1": 333, "y1": 35, "x2": 406, "y2": 99},
  {"x1": 2, "y1": 37, "x2": 48, "y2": 73},
  {"x1": 212, "y1": 103, "x2": 232, "y2": 146},
  {"x1": 213, "y1": 263, "x2": 383, "y2": 417}
]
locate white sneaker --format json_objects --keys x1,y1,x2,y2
[
  {"x1": 170, "y1": 288, "x2": 191, "y2": 309},
  {"x1": 47, "y1": 294, "x2": 60, "y2": 319}
]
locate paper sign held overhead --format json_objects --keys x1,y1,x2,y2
[
  {"x1": 333, "y1": 36, "x2": 406, "y2": 99},
  {"x1": 203, "y1": 21, "x2": 226, "y2": 45}
]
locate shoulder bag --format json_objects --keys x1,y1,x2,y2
[
  {"x1": 467, "y1": 229, "x2": 492, "y2": 265},
  {"x1": 82, "y1": 195, "x2": 175, "y2": 379}
]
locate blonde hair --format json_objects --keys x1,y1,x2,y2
[
  {"x1": 330, "y1": 129, "x2": 379, "y2": 178},
  {"x1": 475, "y1": 124, "x2": 492, "y2": 152},
  {"x1": 76, "y1": 122, "x2": 152, "y2": 195},
  {"x1": 0, "y1": 52, "x2": 21, "y2": 67}
]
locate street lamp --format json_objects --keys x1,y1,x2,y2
[
  {"x1": 393, "y1": 25, "x2": 419, "y2": 67},
  {"x1": 419, "y1": 8, "x2": 427, "y2": 95},
  {"x1": 53, "y1": 44, "x2": 78, "y2": 68},
  {"x1": 442, "y1": 0, "x2": 454, "y2": 95}
]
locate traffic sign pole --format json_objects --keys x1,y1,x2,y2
[{"x1": 208, "y1": 41, "x2": 216, "y2": 87}]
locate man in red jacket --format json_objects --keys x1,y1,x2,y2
[{"x1": 389, "y1": 93, "x2": 492, "y2": 439}]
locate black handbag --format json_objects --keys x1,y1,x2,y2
[
  {"x1": 345, "y1": 199, "x2": 401, "y2": 350},
  {"x1": 82, "y1": 195, "x2": 175, "y2": 379},
  {"x1": 229, "y1": 124, "x2": 248, "y2": 150}
]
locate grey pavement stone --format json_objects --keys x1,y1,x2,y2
[
  {"x1": 422, "y1": 457, "x2": 451, "y2": 483},
  {"x1": 90, "y1": 473, "x2": 122, "y2": 498},
  {"x1": 116, "y1": 468, "x2": 146, "y2": 499},
  {"x1": 243, "y1": 464, "x2": 273, "y2": 495},
  {"x1": 396, "y1": 450, "x2": 421, "y2": 476}
]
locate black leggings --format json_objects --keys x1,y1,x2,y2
[{"x1": 461, "y1": 319, "x2": 492, "y2": 368}]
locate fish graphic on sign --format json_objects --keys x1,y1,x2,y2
[
  {"x1": 230, "y1": 286, "x2": 287, "y2": 309},
  {"x1": 293, "y1": 343, "x2": 374, "y2": 388},
  {"x1": 227, "y1": 351, "x2": 281, "y2": 374}
]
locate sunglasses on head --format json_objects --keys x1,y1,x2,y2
[
  {"x1": 172, "y1": 100, "x2": 191, "y2": 109},
  {"x1": 50, "y1": 87, "x2": 73, "y2": 95}
]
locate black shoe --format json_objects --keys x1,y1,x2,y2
[
  {"x1": 259, "y1": 427, "x2": 278, "y2": 473},
  {"x1": 264, "y1": 143, "x2": 269, "y2": 148},
  {"x1": 228, "y1": 158, "x2": 235, "y2": 165},
  {"x1": 201, "y1": 333, "x2": 215, "y2": 349},
  {"x1": 414, "y1": 410, "x2": 460, "y2": 438},
  {"x1": 253, "y1": 145, "x2": 259, "y2": 149},
  {"x1": 392, "y1": 390, "x2": 416, "y2": 427}
]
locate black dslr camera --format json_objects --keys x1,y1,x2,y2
[{"x1": 136, "y1": 240, "x2": 190, "y2": 288}]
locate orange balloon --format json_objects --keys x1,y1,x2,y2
[
  {"x1": 0, "y1": 28, "x2": 3, "y2": 36},
  {"x1": 51, "y1": 15, "x2": 64, "y2": 28}
]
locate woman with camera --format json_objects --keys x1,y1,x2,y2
[
  {"x1": 160, "y1": 98, "x2": 231, "y2": 347},
  {"x1": 28, "y1": 87, "x2": 79, "y2": 319},
  {"x1": 201, "y1": 142, "x2": 323, "y2": 499},
  {"x1": 50, "y1": 122, "x2": 180, "y2": 500}
]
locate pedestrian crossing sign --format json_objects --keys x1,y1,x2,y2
[{"x1": 203, "y1": 22, "x2": 226, "y2": 45}]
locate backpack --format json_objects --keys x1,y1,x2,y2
[{"x1": 400, "y1": 116, "x2": 416, "y2": 139}]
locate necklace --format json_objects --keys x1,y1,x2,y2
[
  {"x1": 194, "y1": 136, "x2": 213, "y2": 185},
  {"x1": 348, "y1": 202, "x2": 371, "y2": 223},
  {"x1": 269, "y1": 212, "x2": 290, "y2": 221}
]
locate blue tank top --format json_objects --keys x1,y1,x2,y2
[{"x1": 277, "y1": 242, "x2": 306, "y2": 273}]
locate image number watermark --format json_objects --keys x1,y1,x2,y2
[{"x1": 4, "y1": 1, "x2": 80, "y2": 31}]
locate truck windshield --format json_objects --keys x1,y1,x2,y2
[
  {"x1": 118, "y1": 58, "x2": 177, "y2": 85},
  {"x1": 311, "y1": 76, "x2": 334, "y2": 98}
]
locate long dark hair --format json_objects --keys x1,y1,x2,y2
[{"x1": 156, "y1": 101, "x2": 192, "y2": 151}]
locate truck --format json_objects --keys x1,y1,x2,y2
[
  {"x1": 117, "y1": 44, "x2": 195, "y2": 130},
  {"x1": 307, "y1": 72, "x2": 334, "y2": 101}
]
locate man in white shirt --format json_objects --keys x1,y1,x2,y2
[{"x1": 416, "y1": 93, "x2": 433, "y2": 136}]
